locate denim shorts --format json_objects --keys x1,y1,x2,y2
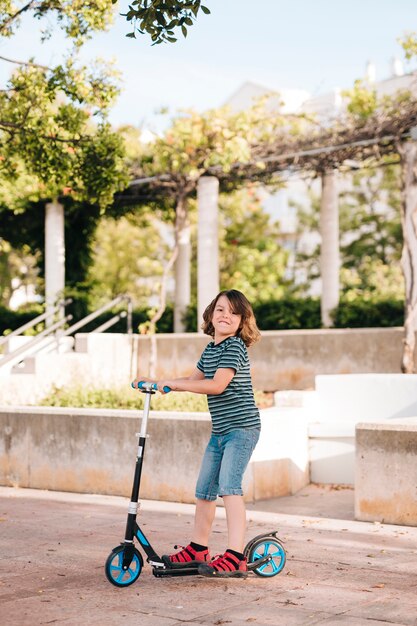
[{"x1": 195, "y1": 427, "x2": 261, "y2": 501}]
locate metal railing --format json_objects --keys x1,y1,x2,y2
[
  {"x1": 57, "y1": 294, "x2": 132, "y2": 338},
  {"x1": 0, "y1": 295, "x2": 132, "y2": 372},
  {"x1": 0, "y1": 298, "x2": 71, "y2": 350},
  {"x1": 0, "y1": 314, "x2": 73, "y2": 370}
]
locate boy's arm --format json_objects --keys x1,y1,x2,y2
[
  {"x1": 157, "y1": 367, "x2": 235, "y2": 395},
  {"x1": 132, "y1": 368, "x2": 204, "y2": 388}
]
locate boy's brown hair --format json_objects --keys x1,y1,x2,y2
[{"x1": 202, "y1": 289, "x2": 261, "y2": 347}]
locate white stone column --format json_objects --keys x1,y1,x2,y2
[
  {"x1": 320, "y1": 171, "x2": 339, "y2": 327},
  {"x1": 197, "y1": 176, "x2": 219, "y2": 331},
  {"x1": 400, "y1": 140, "x2": 417, "y2": 372},
  {"x1": 45, "y1": 199, "x2": 65, "y2": 325},
  {"x1": 174, "y1": 197, "x2": 191, "y2": 333}
]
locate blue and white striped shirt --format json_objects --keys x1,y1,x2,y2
[{"x1": 197, "y1": 336, "x2": 261, "y2": 435}]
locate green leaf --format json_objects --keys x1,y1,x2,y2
[
  {"x1": 201, "y1": 5, "x2": 211, "y2": 14},
  {"x1": 126, "y1": 31, "x2": 136, "y2": 38},
  {"x1": 181, "y1": 25, "x2": 187, "y2": 37}
]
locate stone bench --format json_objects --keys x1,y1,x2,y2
[
  {"x1": 276, "y1": 373, "x2": 417, "y2": 485},
  {"x1": 0, "y1": 406, "x2": 309, "y2": 503},
  {"x1": 355, "y1": 419, "x2": 417, "y2": 526}
]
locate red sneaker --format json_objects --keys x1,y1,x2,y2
[
  {"x1": 162, "y1": 544, "x2": 211, "y2": 569},
  {"x1": 198, "y1": 551, "x2": 248, "y2": 578}
]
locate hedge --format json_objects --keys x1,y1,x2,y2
[{"x1": 0, "y1": 298, "x2": 404, "y2": 337}]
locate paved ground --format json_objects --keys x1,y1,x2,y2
[{"x1": 1, "y1": 485, "x2": 416, "y2": 626}]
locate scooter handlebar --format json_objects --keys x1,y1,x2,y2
[{"x1": 131, "y1": 381, "x2": 171, "y2": 393}]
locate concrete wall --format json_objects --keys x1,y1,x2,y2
[
  {"x1": 0, "y1": 407, "x2": 309, "y2": 503},
  {"x1": 355, "y1": 419, "x2": 417, "y2": 526},
  {"x1": 1, "y1": 328, "x2": 415, "y2": 405},
  {"x1": 135, "y1": 328, "x2": 416, "y2": 392}
]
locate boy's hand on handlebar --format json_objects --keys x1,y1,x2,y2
[
  {"x1": 157, "y1": 380, "x2": 172, "y2": 394},
  {"x1": 131, "y1": 377, "x2": 153, "y2": 389}
]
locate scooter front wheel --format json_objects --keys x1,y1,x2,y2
[
  {"x1": 105, "y1": 545, "x2": 143, "y2": 587},
  {"x1": 248, "y1": 537, "x2": 286, "y2": 577}
]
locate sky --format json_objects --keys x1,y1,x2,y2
[{"x1": 1, "y1": 0, "x2": 417, "y2": 132}]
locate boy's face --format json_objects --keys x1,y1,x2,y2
[{"x1": 212, "y1": 295, "x2": 242, "y2": 342}]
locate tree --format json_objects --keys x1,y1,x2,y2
[
  {"x1": 135, "y1": 102, "x2": 288, "y2": 330},
  {"x1": 87, "y1": 213, "x2": 170, "y2": 307},
  {"x1": 0, "y1": 1, "x2": 114, "y2": 44},
  {"x1": 0, "y1": 1, "x2": 128, "y2": 314},
  {"x1": 116, "y1": 0, "x2": 211, "y2": 44},
  {"x1": 291, "y1": 165, "x2": 403, "y2": 302},
  {"x1": 218, "y1": 188, "x2": 289, "y2": 302},
  {"x1": 0, "y1": 239, "x2": 40, "y2": 307}
]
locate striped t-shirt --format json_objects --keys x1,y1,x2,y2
[{"x1": 196, "y1": 336, "x2": 261, "y2": 435}]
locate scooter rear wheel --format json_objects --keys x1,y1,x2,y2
[
  {"x1": 248, "y1": 537, "x2": 286, "y2": 577},
  {"x1": 105, "y1": 545, "x2": 143, "y2": 587}
]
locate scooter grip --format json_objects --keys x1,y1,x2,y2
[{"x1": 133, "y1": 381, "x2": 171, "y2": 393}]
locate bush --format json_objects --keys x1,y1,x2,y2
[
  {"x1": 253, "y1": 298, "x2": 322, "y2": 330},
  {"x1": 37, "y1": 385, "x2": 272, "y2": 411},
  {"x1": 183, "y1": 298, "x2": 322, "y2": 332},
  {"x1": 0, "y1": 298, "x2": 405, "y2": 337},
  {"x1": 332, "y1": 298, "x2": 404, "y2": 328},
  {"x1": 0, "y1": 304, "x2": 174, "y2": 335},
  {"x1": 0, "y1": 304, "x2": 44, "y2": 336}
]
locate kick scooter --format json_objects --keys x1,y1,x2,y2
[{"x1": 105, "y1": 381, "x2": 286, "y2": 587}]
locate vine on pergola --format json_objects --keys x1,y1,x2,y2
[{"x1": 118, "y1": 93, "x2": 417, "y2": 372}]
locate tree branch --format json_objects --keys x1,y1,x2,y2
[
  {"x1": 0, "y1": 119, "x2": 88, "y2": 144},
  {"x1": 0, "y1": 1, "x2": 38, "y2": 34},
  {"x1": 0, "y1": 54, "x2": 49, "y2": 70}
]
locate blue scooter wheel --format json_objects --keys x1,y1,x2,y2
[
  {"x1": 105, "y1": 545, "x2": 143, "y2": 587},
  {"x1": 248, "y1": 537, "x2": 286, "y2": 577}
]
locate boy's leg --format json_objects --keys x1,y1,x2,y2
[
  {"x1": 222, "y1": 494, "x2": 246, "y2": 553},
  {"x1": 198, "y1": 429, "x2": 260, "y2": 577},
  {"x1": 161, "y1": 498, "x2": 216, "y2": 568},
  {"x1": 192, "y1": 498, "x2": 217, "y2": 546}
]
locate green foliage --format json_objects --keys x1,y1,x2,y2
[
  {"x1": 0, "y1": 197, "x2": 106, "y2": 310},
  {"x1": 183, "y1": 298, "x2": 321, "y2": 331},
  {"x1": 79, "y1": 305, "x2": 173, "y2": 333},
  {"x1": 0, "y1": 239, "x2": 40, "y2": 307},
  {"x1": 218, "y1": 189, "x2": 289, "y2": 301},
  {"x1": 0, "y1": 2, "x2": 128, "y2": 212},
  {"x1": 0, "y1": 1, "x2": 115, "y2": 45},
  {"x1": 343, "y1": 80, "x2": 378, "y2": 119},
  {"x1": 398, "y1": 31, "x2": 417, "y2": 60},
  {"x1": 0, "y1": 3, "x2": 130, "y2": 311},
  {"x1": 183, "y1": 297, "x2": 404, "y2": 331},
  {"x1": 291, "y1": 165, "x2": 403, "y2": 300},
  {"x1": 37, "y1": 383, "x2": 272, "y2": 410},
  {"x1": 340, "y1": 258, "x2": 404, "y2": 302},
  {"x1": 38, "y1": 384, "x2": 209, "y2": 411},
  {"x1": 140, "y1": 103, "x2": 288, "y2": 184},
  {"x1": 340, "y1": 165, "x2": 402, "y2": 267},
  {"x1": 187, "y1": 188, "x2": 289, "y2": 308},
  {"x1": 0, "y1": 303, "x2": 43, "y2": 336},
  {"x1": 0, "y1": 297, "x2": 405, "y2": 339},
  {"x1": 332, "y1": 298, "x2": 404, "y2": 328},
  {"x1": 0, "y1": 59, "x2": 127, "y2": 208},
  {"x1": 0, "y1": 304, "x2": 173, "y2": 335},
  {"x1": 87, "y1": 214, "x2": 171, "y2": 308},
  {"x1": 253, "y1": 298, "x2": 322, "y2": 330},
  {"x1": 118, "y1": 0, "x2": 211, "y2": 44}
]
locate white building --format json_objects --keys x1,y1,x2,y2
[{"x1": 224, "y1": 60, "x2": 416, "y2": 291}]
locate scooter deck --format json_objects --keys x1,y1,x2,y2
[
  {"x1": 152, "y1": 565, "x2": 200, "y2": 577},
  {"x1": 152, "y1": 553, "x2": 272, "y2": 578}
]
